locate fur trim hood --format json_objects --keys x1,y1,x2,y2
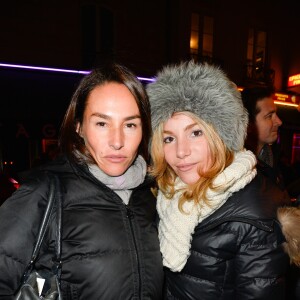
[{"x1": 147, "y1": 61, "x2": 248, "y2": 151}]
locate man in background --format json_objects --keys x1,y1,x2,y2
[
  {"x1": 242, "y1": 86, "x2": 300, "y2": 300},
  {"x1": 241, "y1": 86, "x2": 284, "y2": 187}
]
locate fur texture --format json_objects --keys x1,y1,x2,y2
[
  {"x1": 277, "y1": 206, "x2": 300, "y2": 266},
  {"x1": 147, "y1": 61, "x2": 248, "y2": 151}
]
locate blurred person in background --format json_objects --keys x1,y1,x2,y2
[
  {"x1": 241, "y1": 87, "x2": 286, "y2": 188},
  {"x1": 241, "y1": 88, "x2": 300, "y2": 299}
]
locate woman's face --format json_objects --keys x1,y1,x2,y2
[
  {"x1": 78, "y1": 82, "x2": 142, "y2": 176},
  {"x1": 163, "y1": 113, "x2": 212, "y2": 184}
]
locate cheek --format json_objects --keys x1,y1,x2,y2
[
  {"x1": 84, "y1": 131, "x2": 102, "y2": 150},
  {"x1": 197, "y1": 144, "x2": 211, "y2": 169},
  {"x1": 130, "y1": 131, "x2": 143, "y2": 152},
  {"x1": 164, "y1": 148, "x2": 174, "y2": 166}
]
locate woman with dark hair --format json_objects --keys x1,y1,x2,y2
[{"x1": 0, "y1": 62, "x2": 163, "y2": 299}]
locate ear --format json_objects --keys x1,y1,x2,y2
[{"x1": 76, "y1": 123, "x2": 82, "y2": 137}]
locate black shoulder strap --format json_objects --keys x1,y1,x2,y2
[{"x1": 21, "y1": 173, "x2": 62, "y2": 281}]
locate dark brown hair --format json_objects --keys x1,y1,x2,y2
[
  {"x1": 59, "y1": 62, "x2": 152, "y2": 163},
  {"x1": 241, "y1": 86, "x2": 274, "y2": 153},
  {"x1": 241, "y1": 86, "x2": 274, "y2": 122}
]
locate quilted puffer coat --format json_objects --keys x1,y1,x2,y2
[
  {"x1": 164, "y1": 172, "x2": 291, "y2": 300},
  {"x1": 0, "y1": 156, "x2": 164, "y2": 299}
]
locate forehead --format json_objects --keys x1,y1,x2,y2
[
  {"x1": 163, "y1": 113, "x2": 198, "y2": 130},
  {"x1": 256, "y1": 97, "x2": 276, "y2": 113},
  {"x1": 86, "y1": 82, "x2": 140, "y2": 113}
]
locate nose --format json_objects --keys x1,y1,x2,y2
[
  {"x1": 109, "y1": 127, "x2": 124, "y2": 150},
  {"x1": 176, "y1": 139, "x2": 191, "y2": 159},
  {"x1": 274, "y1": 113, "x2": 282, "y2": 127}
]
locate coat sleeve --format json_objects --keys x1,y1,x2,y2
[
  {"x1": 0, "y1": 175, "x2": 49, "y2": 298},
  {"x1": 234, "y1": 221, "x2": 289, "y2": 300}
]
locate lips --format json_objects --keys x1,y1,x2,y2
[
  {"x1": 105, "y1": 155, "x2": 127, "y2": 163},
  {"x1": 176, "y1": 163, "x2": 196, "y2": 172}
]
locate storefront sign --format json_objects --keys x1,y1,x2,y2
[
  {"x1": 273, "y1": 93, "x2": 299, "y2": 107},
  {"x1": 288, "y1": 74, "x2": 300, "y2": 87}
]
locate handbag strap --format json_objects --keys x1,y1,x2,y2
[
  {"x1": 53, "y1": 174, "x2": 62, "y2": 274},
  {"x1": 23, "y1": 173, "x2": 62, "y2": 278}
]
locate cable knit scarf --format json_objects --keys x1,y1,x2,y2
[{"x1": 157, "y1": 150, "x2": 257, "y2": 272}]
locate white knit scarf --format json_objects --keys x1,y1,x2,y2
[{"x1": 157, "y1": 150, "x2": 257, "y2": 272}]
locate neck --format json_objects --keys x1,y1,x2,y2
[{"x1": 256, "y1": 143, "x2": 265, "y2": 156}]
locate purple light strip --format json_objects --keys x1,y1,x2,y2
[
  {"x1": 0, "y1": 62, "x2": 155, "y2": 82},
  {"x1": 0, "y1": 63, "x2": 89, "y2": 75}
]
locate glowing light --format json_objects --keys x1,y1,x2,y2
[
  {"x1": 0, "y1": 62, "x2": 155, "y2": 82},
  {"x1": 274, "y1": 101, "x2": 299, "y2": 108},
  {"x1": 0, "y1": 63, "x2": 89, "y2": 74},
  {"x1": 288, "y1": 73, "x2": 300, "y2": 87}
]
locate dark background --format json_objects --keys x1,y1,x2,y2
[{"x1": 1, "y1": 0, "x2": 300, "y2": 176}]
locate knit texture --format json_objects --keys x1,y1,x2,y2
[
  {"x1": 88, "y1": 155, "x2": 147, "y2": 204},
  {"x1": 157, "y1": 150, "x2": 257, "y2": 272}
]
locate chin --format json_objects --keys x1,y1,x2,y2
[
  {"x1": 102, "y1": 167, "x2": 128, "y2": 177},
  {"x1": 179, "y1": 176, "x2": 199, "y2": 185},
  {"x1": 111, "y1": 170, "x2": 128, "y2": 177}
]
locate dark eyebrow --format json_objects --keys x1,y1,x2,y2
[
  {"x1": 264, "y1": 110, "x2": 276, "y2": 117},
  {"x1": 91, "y1": 113, "x2": 141, "y2": 121}
]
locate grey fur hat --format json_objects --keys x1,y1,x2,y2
[{"x1": 147, "y1": 61, "x2": 248, "y2": 152}]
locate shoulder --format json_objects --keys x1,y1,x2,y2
[
  {"x1": 20, "y1": 155, "x2": 74, "y2": 179},
  {"x1": 1, "y1": 156, "x2": 78, "y2": 216},
  {"x1": 238, "y1": 171, "x2": 290, "y2": 215},
  {"x1": 0, "y1": 170, "x2": 55, "y2": 268},
  {"x1": 230, "y1": 172, "x2": 289, "y2": 218},
  {"x1": 257, "y1": 158, "x2": 286, "y2": 189},
  {"x1": 199, "y1": 172, "x2": 290, "y2": 231}
]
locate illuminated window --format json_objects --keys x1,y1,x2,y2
[
  {"x1": 190, "y1": 14, "x2": 199, "y2": 59},
  {"x1": 190, "y1": 14, "x2": 214, "y2": 61},
  {"x1": 246, "y1": 29, "x2": 267, "y2": 80}
]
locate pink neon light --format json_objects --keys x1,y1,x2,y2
[
  {"x1": 0, "y1": 62, "x2": 155, "y2": 82},
  {"x1": 0, "y1": 63, "x2": 89, "y2": 74}
]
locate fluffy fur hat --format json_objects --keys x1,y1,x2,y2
[{"x1": 147, "y1": 61, "x2": 248, "y2": 152}]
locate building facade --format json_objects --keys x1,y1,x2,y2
[{"x1": 0, "y1": 0, "x2": 299, "y2": 174}]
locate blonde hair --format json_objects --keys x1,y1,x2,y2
[
  {"x1": 150, "y1": 112, "x2": 234, "y2": 212},
  {"x1": 277, "y1": 206, "x2": 300, "y2": 266}
]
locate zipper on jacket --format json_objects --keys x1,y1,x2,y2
[{"x1": 126, "y1": 206, "x2": 142, "y2": 299}]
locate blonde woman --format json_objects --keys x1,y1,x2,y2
[{"x1": 147, "y1": 61, "x2": 299, "y2": 300}]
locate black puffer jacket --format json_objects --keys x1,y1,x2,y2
[
  {"x1": 0, "y1": 156, "x2": 164, "y2": 299},
  {"x1": 165, "y1": 172, "x2": 291, "y2": 300}
]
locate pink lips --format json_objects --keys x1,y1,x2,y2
[
  {"x1": 176, "y1": 163, "x2": 196, "y2": 172},
  {"x1": 105, "y1": 155, "x2": 127, "y2": 163}
]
